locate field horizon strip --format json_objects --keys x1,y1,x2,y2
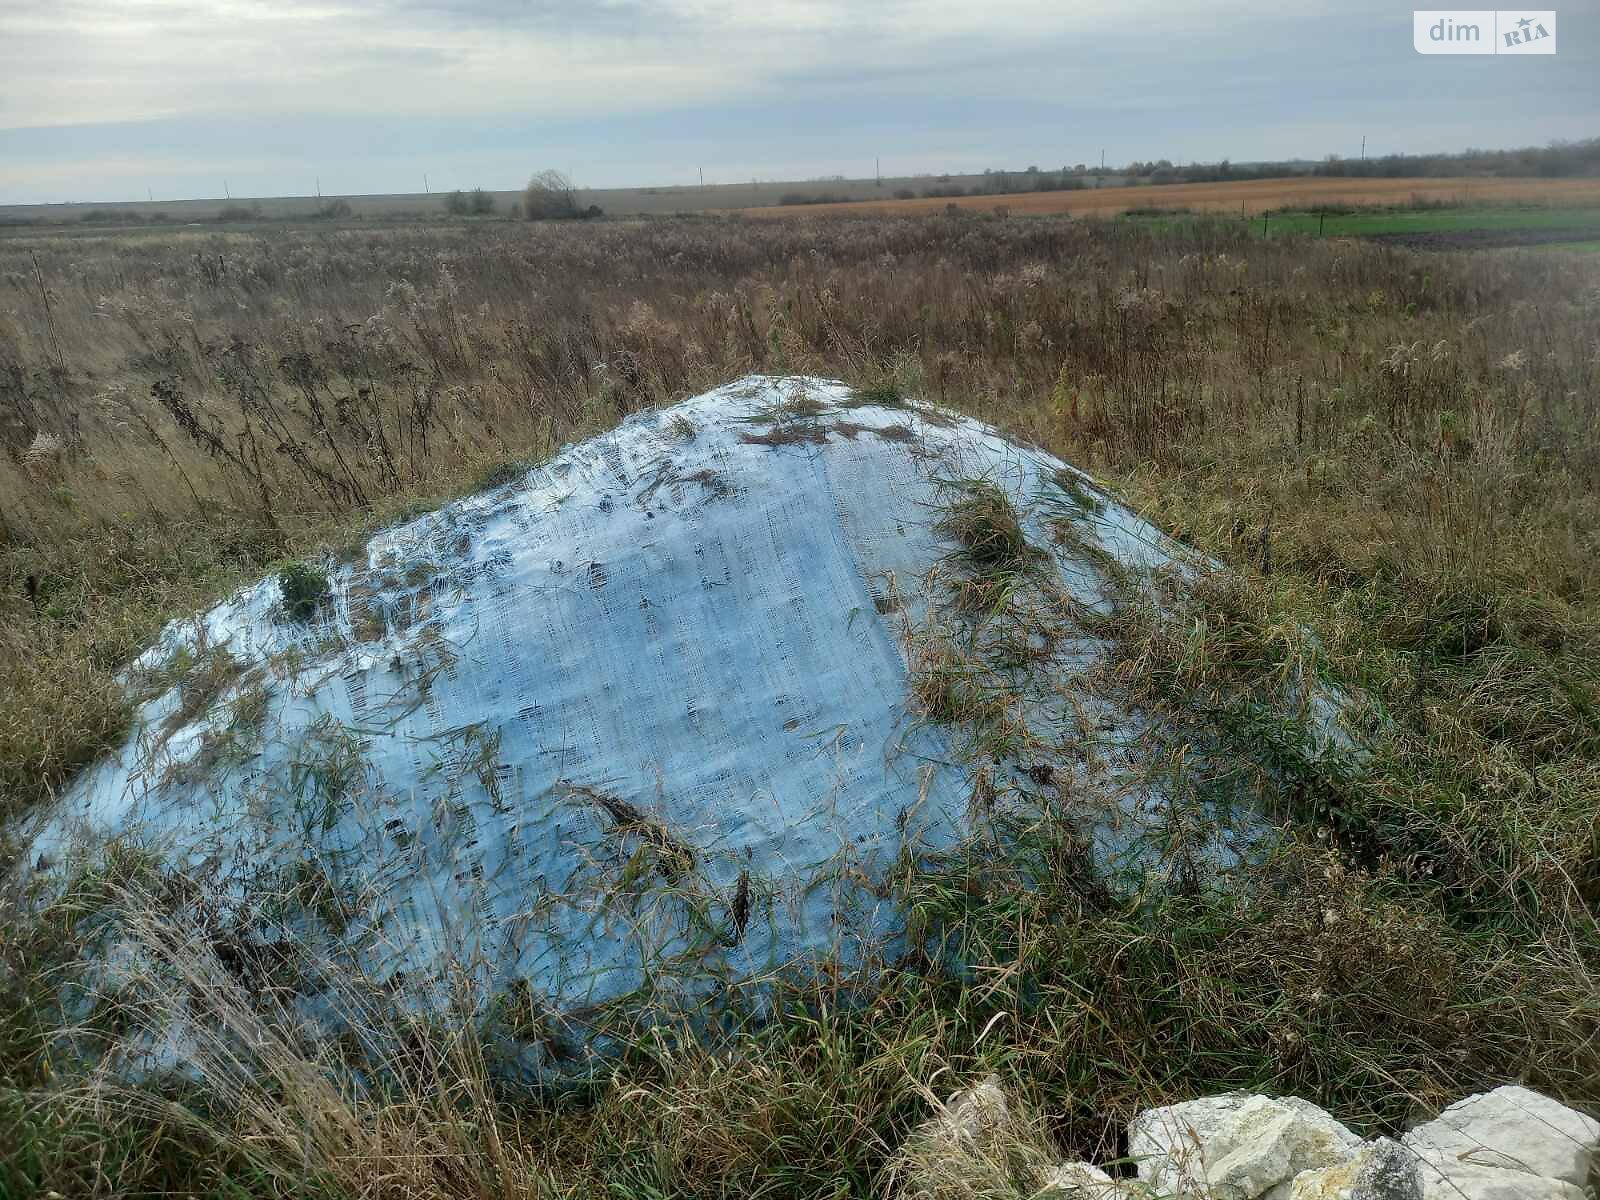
[{"x1": 741, "y1": 174, "x2": 1600, "y2": 219}]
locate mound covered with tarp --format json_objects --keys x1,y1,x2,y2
[{"x1": 17, "y1": 375, "x2": 1275, "y2": 1079}]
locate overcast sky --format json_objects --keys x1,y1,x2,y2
[{"x1": 0, "y1": 0, "x2": 1595, "y2": 204}]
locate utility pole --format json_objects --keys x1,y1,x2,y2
[
  {"x1": 424, "y1": 173, "x2": 430, "y2": 194},
  {"x1": 876, "y1": 156, "x2": 881, "y2": 186},
  {"x1": 1361, "y1": 135, "x2": 1366, "y2": 162},
  {"x1": 224, "y1": 179, "x2": 231, "y2": 199},
  {"x1": 699, "y1": 167, "x2": 705, "y2": 190},
  {"x1": 316, "y1": 176, "x2": 322, "y2": 198}
]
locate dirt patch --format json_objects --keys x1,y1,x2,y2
[
  {"x1": 741, "y1": 424, "x2": 829, "y2": 448},
  {"x1": 832, "y1": 421, "x2": 919, "y2": 444},
  {"x1": 872, "y1": 423, "x2": 918, "y2": 443}
]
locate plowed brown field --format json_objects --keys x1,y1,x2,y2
[{"x1": 741, "y1": 175, "x2": 1600, "y2": 218}]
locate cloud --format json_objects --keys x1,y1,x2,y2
[
  {"x1": 376, "y1": 0, "x2": 661, "y2": 32},
  {"x1": 1, "y1": 0, "x2": 1302, "y2": 127},
  {"x1": 1, "y1": 0, "x2": 1594, "y2": 203}
]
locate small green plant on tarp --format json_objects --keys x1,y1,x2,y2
[{"x1": 278, "y1": 562, "x2": 331, "y2": 622}]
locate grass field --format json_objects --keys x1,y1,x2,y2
[
  {"x1": 2, "y1": 212, "x2": 1600, "y2": 1197},
  {"x1": 1251, "y1": 204, "x2": 1600, "y2": 241},
  {"x1": 0, "y1": 171, "x2": 1104, "y2": 226},
  {"x1": 1096, "y1": 203, "x2": 1600, "y2": 250},
  {"x1": 743, "y1": 175, "x2": 1600, "y2": 219},
  {"x1": 1263, "y1": 204, "x2": 1600, "y2": 233},
  {"x1": 11, "y1": 174, "x2": 1600, "y2": 232}
]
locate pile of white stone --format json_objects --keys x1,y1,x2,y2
[{"x1": 899, "y1": 1079, "x2": 1600, "y2": 1200}]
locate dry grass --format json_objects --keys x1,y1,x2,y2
[
  {"x1": 2, "y1": 212, "x2": 1600, "y2": 1197},
  {"x1": 933, "y1": 480, "x2": 1044, "y2": 578},
  {"x1": 886, "y1": 1078, "x2": 1075, "y2": 1200}
]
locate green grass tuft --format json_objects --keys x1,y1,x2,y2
[{"x1": 277, "y1": 562, "x2": 332, "y2": 623}]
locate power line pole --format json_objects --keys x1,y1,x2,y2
[
  {"x1": 424, "y1": 173, "x2": 430, "y2": 194},
  {"x1": 1361, "y1": 135, "x2": 1366, "y2": 162},
  {"x1": 699, "y1": 167, "x2": 705, "y2": 190},
  {"x1": 224, "y1": 179, "x2": 231, "y2": 199}
]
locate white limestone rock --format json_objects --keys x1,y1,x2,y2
[
  {"x1": 1131, "y1": 1094, "x2": 1362, "y2": 1200},
  {"x1": 1288, "y1": 1137, "x2": 1421, "y2": 1200},
  {"x1": 1404, "y1": 1153, "x2": 1587, "y2": 1200},
  {"x1": 1130, "y1": 1093, "x2": 1249, "y2": 1196},
  {"x1": 1399, "y1": 1085, "x2": 1600, "y2": 1200},
  {"x1": 1041, "y1": 1161, "x2": 1128, "y2": 1200}
]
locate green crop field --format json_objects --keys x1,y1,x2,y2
[
  {"x1": 1263, "y1": 204, "x2": 1600, "y2": 237},
  {"x1": 1278, "y1": 205, "x2": 1600, "y2": 234}
]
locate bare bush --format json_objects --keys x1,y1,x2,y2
[{"x1": 522, "y1": 169, "x2": 581, "y2": 220}]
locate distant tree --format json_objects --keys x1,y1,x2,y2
[
  {"x1": 79, "y1": 208, "x2": 147, "y2": 225},
  {"x1": 468, "y1": 187, "x2": 495, "y2": 215},
  {"x1": 778, "y1": 192, "x2": 849, "y2": 206},
  {"x1": 523, "y1": 170, "x2": 580, "y2": 220},
  {"x1": 444, "y1": 190, "x2": 471, "y2": 215}
]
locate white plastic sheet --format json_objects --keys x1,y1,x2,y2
[{"x1": 27, "y1": 375, "x2": 1234, "y2": 1073}]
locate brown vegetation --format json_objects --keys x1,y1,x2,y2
[
  {"x1": 2, "y1": 213, "x2": 1599, "y2": 1197},
  {"x1": 743, "y1": 174, "x2": 1600, "y2": 218}
]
